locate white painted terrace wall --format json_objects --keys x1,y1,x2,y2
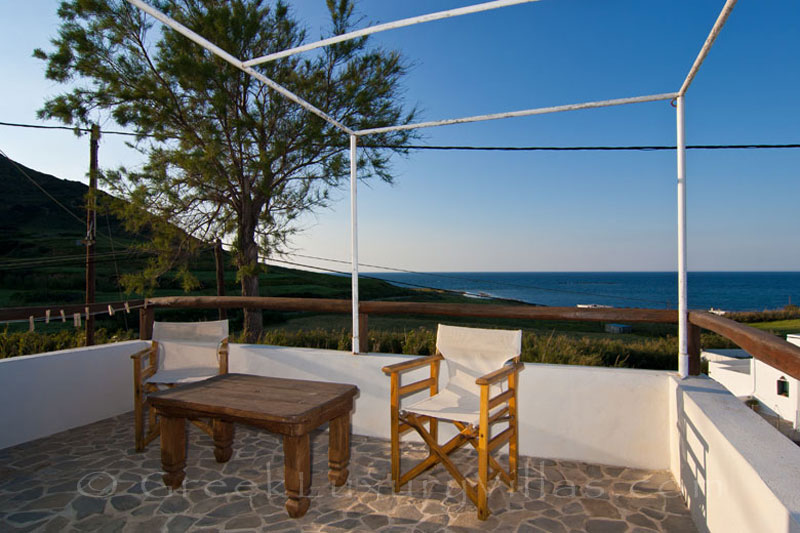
[
  {"x1": 6, "y1": 342, "x2": 800, "y2": 532},
  {"x1": 0, "y1": 340, "x2": 147, "y2": 449},
  {"x1": 668, "y1": 376, "x2": 800, "y2": 533},
  {"x1": 230, "y1": 344, "x2": 671, "y2": 470}
]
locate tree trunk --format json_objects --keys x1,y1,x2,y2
[{"x1": 238, "y1": 206, "x2": 262, "y2": 343}]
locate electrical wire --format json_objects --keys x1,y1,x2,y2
[
  {"x1": 284, "y1": 252, "x2": 673, "y2": 307},
  {"x1": 2, "y1": 120, "x2": 800, "y2": 151},
  {"x1": 364, "y1": 143, "x2": 800, "y2": 151},
  {"x1": 0, "y1": 250, "x2": 152, "y2": 271},
  {"x1": 264, "y1": 256, "x2": 497, "y2": 298},
  {"x1": 0, "y1": 121, "x2": 139, "y2": 137},
  {"x1": 0, "y1": 301, "x2": 146, "y2": 327},
  {"x1": 105, "y1": 212, "x2": 129, "y2": 329},
  {"x1": 0, "y1": 148, "x2": 85, "y2": 226}
]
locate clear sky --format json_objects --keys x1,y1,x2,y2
[{"x1": 1, "y1": 1, "x2": 798, "y2": 273}]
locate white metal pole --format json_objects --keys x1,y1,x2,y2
[
  {"x1": 350, "y1": 134, "x2": 360, "y2": 354},
  {"x1": 676, "y1": 95, "x2": 689, "y2": 379}
]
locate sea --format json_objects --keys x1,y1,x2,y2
[{"x1": 371, "y1": 272, "x2": 800, "y2": 311}]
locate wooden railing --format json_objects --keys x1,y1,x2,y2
[
  {"x1": 688, "y1": 311, "x2": 800, "y2": 380},
  {"x1": 138, "y1": 296, "x2": 800, "y2": 379},
  {"x1": 0, "y1": 299, "x2": 145, "y2": 323},
  {"x1": 4, "y1": 295, "x2": 798, "y2": 380}
]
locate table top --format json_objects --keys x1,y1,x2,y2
[{"x1": 148, "y1": 373, "x2": 358, "y2": 429}]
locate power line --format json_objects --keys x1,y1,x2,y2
[
  {"x1": 0, "y1": 149, "x2": 85, "y2": 226},
  {"x1": 366, "y1": 143, "x2": 800, "y2": 152},
  {"x1": 0, "y1": 250, "x2": 154, "y2": 271},
  {"x1": 264, "y1": 256, "x2": 497, "y2": 298},
  {"x1": 0, "y1": 121, "x2": 139, "y2": 137},
  {"x1": 285, "y1": 252, "x2": 672, "y2": 307},
  {"x1": 2, "y1": 120, "x2": 800, "y2": 151}
]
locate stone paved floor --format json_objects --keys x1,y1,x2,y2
[{"x1": 0, "y1": 413, "x2": 696, "y2": 532}]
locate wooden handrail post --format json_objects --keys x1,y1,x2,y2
[
  {"x1": 358, "y1": 313, "x2": 369, "y2": 354},
  {"x1": 139, "y1": 307, "x2": 155, "y2": 340},
  {"x1": 687, "y1": 322, "x2": 702, "y2": 375},
  {"x1": 214, "y1": 239, "x2": 227, "y2": 321}
]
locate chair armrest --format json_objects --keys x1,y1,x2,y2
[
  {"x1": 130, "y1": 346, "x2": 152, "y2": 361},
  {"x1": 382, "y1": 354, "x2": 443, "y2": 375},
  {"x1": 476, "y1": 361, "x2": 524, "y2": 386}
]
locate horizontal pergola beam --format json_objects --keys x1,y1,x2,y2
[
  {"x1": 679, "y1": 0, "x2": 738, "y2": 96},
  {"x1": 128, "y1": 0, "x2": 734, "y2": 137},
  {"x1": 355, "y1": 93, "x2": 679, "y2": 136},
  {"x1": 243, "y1": 0, "x2": 542, "y2": 67},
  {"x1": 125, "y1": 0, "x2": 354, "y2": 135}
]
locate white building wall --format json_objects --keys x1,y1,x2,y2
[
  {"x1": 707, "y1": 359, "x2": 754, "y2": 397},
  {"x1": 753, "y1": 359, "x2": 800, "y2": 429}
]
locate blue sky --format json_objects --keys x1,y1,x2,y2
[{"x1": 1, "y1": 1, "x2": 798, "y2": 272}]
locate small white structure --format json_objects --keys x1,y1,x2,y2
[
  {"x1": 605, "y1": 323, "x2": 633, "y2": 334},
  {"x1": 706, "y1": 334, "x2": 800, "y2": 430}
]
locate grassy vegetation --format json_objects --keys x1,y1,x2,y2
[
  {"x1": 0, "y1": 327, "x2": 136, "y2": 359},
  {"x1": 725, "y1": 306, "x2": 800, "y2": 323},
  {"x1": 2, "y1": 156, "x2": 795, "y2": 368},
  {"x1": 748, "y1": 319, "x2": 800, "y2": 337}
]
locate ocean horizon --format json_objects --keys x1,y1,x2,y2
[{"x1": 368, "y1": 271, "x2": 800, "y2": 311}]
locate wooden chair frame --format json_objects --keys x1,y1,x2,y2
[
  {"x1": 131, "y1": 338, "x2": 229, "y2": 451},
  {"x1": 382, "y1": 352, "x2": 523, "y2": 520}
]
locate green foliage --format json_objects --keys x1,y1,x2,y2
[
  {"x1": 726, "y1": 305, "x2": 800, "y2": 323},
  {"x1": 248, "y1": 326, "x2": 682, "y2": 370},
  {"x1": 35, "y1": 0, "x2": 417, "y2": 318},
  {"x1": 0, "y1": 327, "x2": 135, "y2": 359}
]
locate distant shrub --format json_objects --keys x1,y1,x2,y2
[
  {"x1": 727, "y1": 305, "x2": 800, "y2": 323},
  {"x1": 251, "y1": 327, "x2": 683, "y2": 370},
  {"x1": 0, "y1": 327, "x2": 135, "y2": 358}
]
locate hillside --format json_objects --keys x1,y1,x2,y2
[{"x1": 0, "y1": 155, "x2": 419, "y2": 311}]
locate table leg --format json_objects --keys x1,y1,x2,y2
[
  {"x1": 328, "y1": 413, "x2": 350, "y2": 486},
  {"x1": 283, "y1": 433, "x2": 311, "y2": 518},
  {"x1": 160, "y1": 415, "x2": 186, "y2": 489},
  {"x1": 213, "y1": 419, "x2": 234, "y2": 463}
]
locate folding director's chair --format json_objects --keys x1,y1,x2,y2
[{"x1": 382, "y1": 324, "x2": 523, "y2": 520}]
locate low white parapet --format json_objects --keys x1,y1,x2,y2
[
  {"x1": 230, "y1": 344, "x2": 671, "y2": 470},
  {"x1": 668, "y1": 375, "x2": 800, "y2": 533},
  {"x1": 5, "y1": 341, "x2": 800, "y2": 533},
  {"x1": 0, "y1": 340, "x2": 148, "y2": 450}
]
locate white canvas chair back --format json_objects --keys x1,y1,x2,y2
[
  {"x1": 152, "y1": 320, "x2": 228, "y2": 377},
  {"x1": 436, "y1": 324, "x2": 522, "y2": 395}
]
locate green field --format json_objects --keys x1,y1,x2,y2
[{"x1": 750, "y1": 319, "x2": 800, "y2": 336}]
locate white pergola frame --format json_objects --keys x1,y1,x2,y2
[{"x1": 127, "y1": 0, "x2": 738, "y2": 378}]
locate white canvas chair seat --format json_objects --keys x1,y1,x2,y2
[
  {"x1": 404, "y1": 385, "x2": 505, "y2": 427},
  {"x1": 146, "y1": 367, "x2": 219, "y2": 385},
  {"x1": 132, "y1": 320, "x2": 229, "y2": 451},
  {"x1": 383, "y1": 324, "x2": 524, "y2": 520}
]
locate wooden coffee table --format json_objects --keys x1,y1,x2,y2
[{"x1": 147, "y1": 373, "x2": 358, "y2": 518}]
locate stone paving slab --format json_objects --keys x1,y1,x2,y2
[{"x1": 0, "y1": 413, "x2": 697, "y2": 532}]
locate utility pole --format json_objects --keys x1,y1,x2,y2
[
  {"x1": 85, "y1": 124, "x2": 100, "y2": 346},
  {"x1": 214, "y1": 239, "x2": 227, "y2": 320}
]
